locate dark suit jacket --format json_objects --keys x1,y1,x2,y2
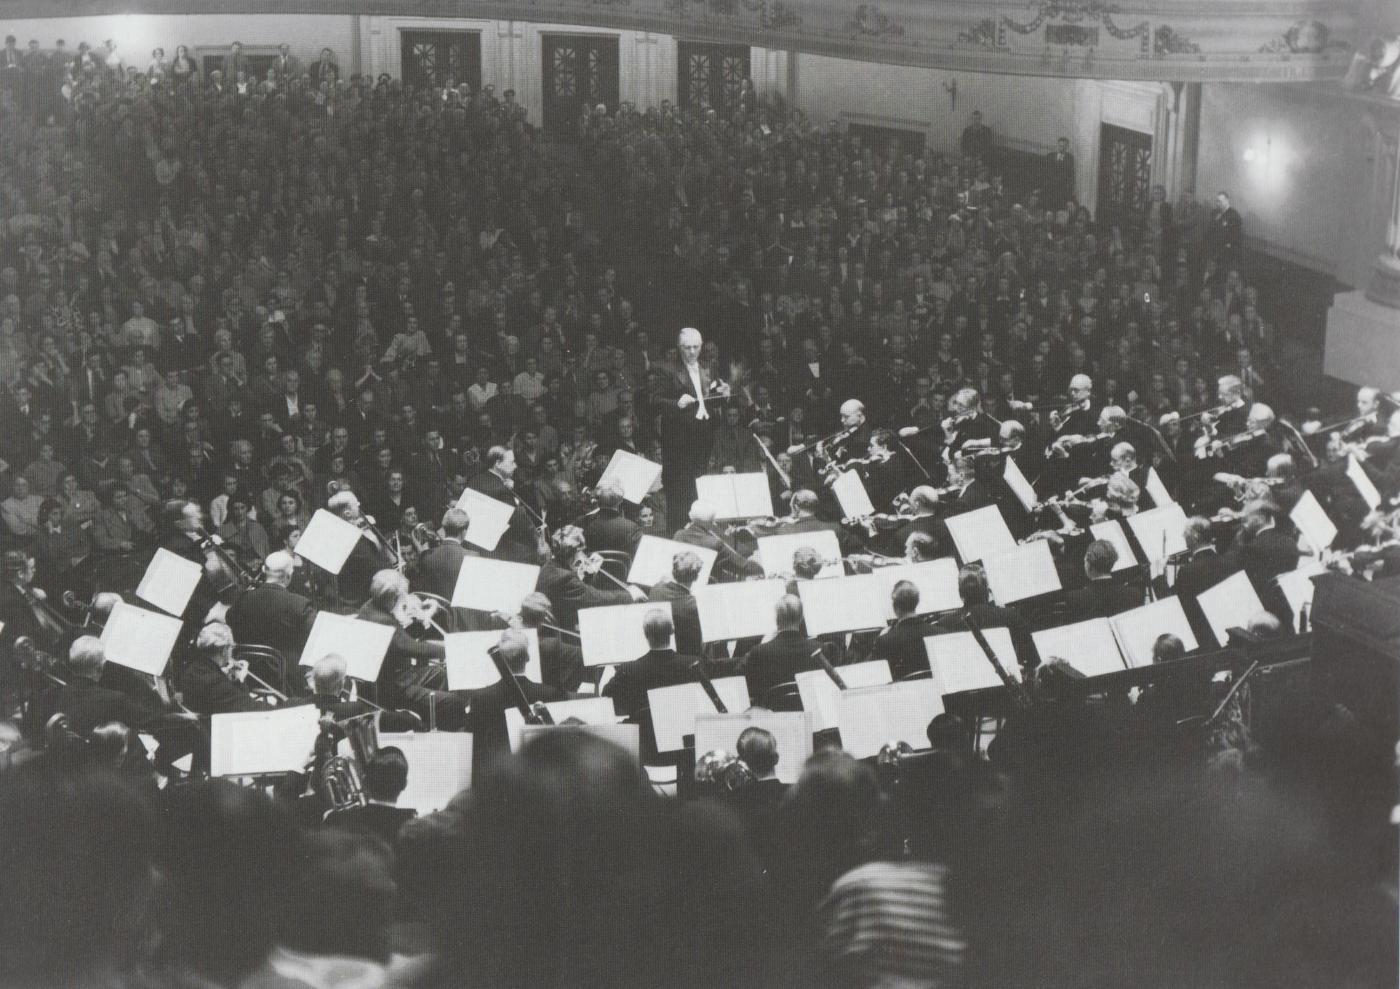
[
  {"x1": 226, "y1": 584, "x2": 315, "y2": 670},
  {"x1": 647, "y1": 581, "x2": 704, "y2": 657},
  {"x1": 1240, "y1": 526, "x2": 1300, "y2": 587},
  {"x1": 739, "y1": 629, "x2": 821, "y2": 700},
  {"x1": 36, "y1": 680, "x2": 161, "y2": 734},
  {"x1": 584, "y1": 508, "x2": 643, "y2": 557},
  {"x1": 534, "y1": 561, "x2": 634, "y2": 629},
  {"x1": 324, "y1": 802, "x2": 417, "y2": 844},
  {"x1": 653, "y1": 364, "x2": 720, "y2": 476},
  {"x1": 464, "y1": 677, "x2": 563, "y2": 778},
  {"x1": 604, "y1": 647, "x2": 702, "y2": 719},
  {"x1": 338, "y1": 532, "x2": 396, "y2": 605},
  {"x1": 871, "y1": 616, "x2": 932, "y2": 680},
  {"x1": 673, "y1": 522, "x2": 764, "y2": 578},
  {"x1": 1063, "y1": 577, "x2": 1145, "y2": 623},
  {"x1": 412, "y1": 540, "x2": 477, "y2": 602},
  {"x1": 178, "y1": 655, "x2": 263, "y2": 715}
]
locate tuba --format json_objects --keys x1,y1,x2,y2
[{"x1": 316, "y1": 711, "x2": 380, "y2": 812}]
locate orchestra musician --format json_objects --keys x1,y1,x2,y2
[
  {"x1": 737, "y1": 594, "x2": 825, "y2": 700},
  {"x1": 176, "y1": 622, "x2": 263, "y2": 715},
  {"x1": 870, "y1": 579, "x2": 933, "y2": 680},
  {"x1": 673, "y1": 500, "x2": 764, "y2": 579},
  {"x1": 225, "y1": 551, "x2": 316, "y2": 676},
  {"x1": 1050, "y1": 374, "x2": 1099, "y2": 440},
  {"x1": 941, "y1": 388, "x2": 1000, "y2": 457},
  {"x1": 466, "y1": 446, "x2": 539, "y2": 563},
  {"x1": 645, "y1": 551, "x2": 705, "y2": 658},
  {"x1": 534, "y1": 525, "x2": 645, "y2": 629},
  {"x1": 411, "y1": 507, "x2": 478, "y2": 602},
  {"x1": 327, "y1": 490, "x2": 397, "y2": 605},
  {"x1": 932, "y1": 566, "x2": 1036, "y2": 676},
  {"x1": 34, "y1": 635, "x2": 164, "y2": 736},
  {"x1": 1061, "y1": 540, "x2": 1145, "y2": 622},
  {"x1": 518, "y1": 592, "x2": 586, "y2": 692},
  {"x1": 602, "y1": 608, "x2": 703, "y2": 720},
  {"x1": 461, "y1": 629, "x2": 563, "y2": 779},
  {"x1": 354, "y1": 569, "x2": 458, "y2": 727},
  {"x1": 583, "y1": 480, "x2": 643, "y2": 557}
]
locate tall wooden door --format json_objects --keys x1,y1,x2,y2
[
  {"x1": 541, "y1": 33, "x2": 620, "y2": 139},
  {"x1": 677, "y1": 42, "x2": 750, "y2": 112},
  {"x1": 400, "y1": 31, "x2": 481, "y2": 93},
  {"x1": 1096, "y1": 124, "x2": 1152, "y2": 234}
]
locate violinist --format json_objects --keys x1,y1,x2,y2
[
  {"x1": 534, "y1": 525, "x2": 645, "y2": 629},
  {"x1": 673, "y1": 500, "x2": 764, "y2": 579},
  {"x1": 646, "y1": 551, "x2": 706, "y2": 658},
  {"x1": 1193, "y1": 375, "x2": 1250, "y2": 460},
  {"x1": 1049, "y1": 374, "x2": 1099, "y2": 440},
  {"x1": 890, "y1": 486, "x2": 947, "y2": 549},
  {"x1": 1217, "y1": 403, "x2": 1283, "y2": 478},
  {"x1": 1000, "y1": 420, "x2": 1044, "y2": 486},
  {"x1": 1062, "y1": 540, "x2": 1144, "y2": 622},
  {"x1": 583, "y1": 480, "x2": 643, "y2": 556},
  {"x1": 764, "y1": 489, "x2": 843, "y2": 538},
  {"x1": 941, "y1": 388, "x2": 999, "y2": 457},
  {"x1": 354, "y1": 569, "x2": 458, "y2": 728},
  {"x1": 854, "y1": 429, "x2": 907, "y2": 510},
  {"x1": 412, "y1": 507, "x2": 479, "y2": 604},
  {"x1": 34, "y1": 636, "x2": 163, "y2": 737},
  {"x1": 327, "y1": 490, "x2": 396, "y2": 605},
  {"x1": 466, "y1": 446, "x2": 540, "y2": 563},
  {"x1": 176, "y1": 621, "x2": 263, "y2": 715}
]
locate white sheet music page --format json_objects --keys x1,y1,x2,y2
[
  {"x1": 924, "y1": 628, "x2": 1019, "y2": 698},
  {"x1": 1347, "y1": 454, "x2": 1383, "y2": 511},
  {"x1": 578, "y1": 601, "x2": 675, "y2": 667},
  {"x1": 454, "y1": 487, "x2": 515, "y2": 552},
  {"x1": 1089, "y1": 520, "x2": 1139, "y2": 570},
  {"x1": 1032, "y1": 618, "x2": 1125, "y2": 678},
  {"x1": 506, "y1": 697, "x2": 618, "y2": 752},
  {"x1": 831, "y1": 469, "x2": 876, "y2": 519},
  {"x1": 598, "y1": 450, "x2": 663, "y2": 504},
  {"x1": 1276, "y1": 559, "x2": 1326, "y2": 631},
  {"x1": 135, "y1": 547, "x2": 204, "y2": 617},
  {"x1": 795, "y1": 659, "x2": 892, "y2": 732},
  {"x1": 1145, "y1": 468, "x2": 1174, "y2": 508},
  {"x1": 444, "y1": 629, "x2": 542, "y2": 691},
  {"x1": 647, "y1": 676, "x2": 751, "y2": 753},
  {"x1": 99, "y1": 601, "x2": 183, "y2": 676},
  {"x1": 1196, "y1": 570, "x2": 1266, "y2": 647},
  {"x1": 379, "y1": 731, "x2": 473, "y2": 811},
  {"x1": 696, "y1": 473, "x2": 773, "y2": 519},
  {"x1": 299, "y1": 612, "x2": 395, "y2": 682},
  {"x1": 835, "y1": 681, "x2": 944, "y2": 760},
  {"x1": 876, "y1": 559, "x2": 961, "y2": 616},
  {"x1": 983, "y1": 540, "x2": 1061, "y2": 605},
  {"x1": 450, "y1": 556, "x2": 541, "y2": 614},
  {"x1": 1110, "y1": 597, "x2": 1198, "y2": 668},
  {"x1": 1126, "y1": 503, "x2": 1189, "y2": 561},
  {"x1": 797, "y1": 574, "x2": 889, "y2": 636},
  {"x1": 694, "y1": 579, "x2": 787, "y2": 642},
  {"x1": 944, "y1": 505, "x2": 1016, "y2": 564},
  {"x1": 694, "y1": 711, "x2": 813, "y2": 784},
  {"x1": 1289, "y1": 490, "x2": 1337, "y2": 554},
  {"x1": 294, "y1": 509, "x2": 364, "y2": 574},
  {"x1": 628, "y1": 535, "x2": 718, "y2": 587},
  {"x1": 1003, "y1": 456, "x2": 1039, "y2": 513},
  {"x1": 210, "y1": 705, "x2": 320, "y2": 777},
  {"x1": 757, "y1": 530, "x2": 844, "y2": 579}
]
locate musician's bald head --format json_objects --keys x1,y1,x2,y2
[
  {"x1": 1000, "y1": 420, "x2": 1025, "y2": 443},
  {"x1": 1110, "y1": 442, "x2": 1136, "y2": 470},
  {"x1": 1247, "y1": 403, "x2": 1275, "y2": 430},
  {"x1": 369, "y1": 569, "x2": 408, "y2": 610},
  {"x1": 263, "y1": 551, "x2": 295, "y2": 586},
  {"x1": 891, "y1": 579, "x2": 920, "y2": 617},
  {"x1": 520, "y1": 592, "x2": 554, "y2": 625},
  {"x1": 597, "y1": 480, "x2": 624, "y2": 509},
  {"x1": 1183, "y1": 516, "x2": 1212, "y2": 549},
  {"x1": 68, "y1": 636, "x2": 105, "y2": 680},
  {"x1": 1069, "y1": 374, "x2": 1093, "y2": 397},
  {"x1": 1099, "y1": 406, "x2": 1126, "y2": 432},
  {"x1": 910, "y1": 486, "x2": 941, "y2": 512},
  {"x1": 1358, "y1": 387, "x2": 1380, "y2": 414},
  {"x1": 498, "y1": 629, "x2": 530, "y2": 673},
  {"x1": 1218, "y1": 375, "x2": 1243, "y2": 401},
  {"x1": 774, "y1": 594, "x2": 804, "y2": 630},
  {"x1": 792, "y1": 547, "x2": 823, "y2": 580},
  {"x1": 839, "y1": 400, "x2": 866, "y2": 426},
  {"x1": 791, "y1": 490, "x2": 819, "y2": 517},
  {"x1": 951, "y1": 388, "x2": 981, "y2": 414},
  {"x1": 688, "y1": 500, "x2": 716, "y2": 525},
  {"x1": 312, "y1": 654, "x2": 347, "y2": 696}
]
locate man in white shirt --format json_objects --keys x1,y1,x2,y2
[{"x1": 1, "y1": 476, "x2": 44, "y2": 538}]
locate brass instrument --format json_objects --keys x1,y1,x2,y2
[
  {"x1": 316, "y1": 710, "x2": 380, "y2": 813},
  {"x1": 411, "y1": 522, "x2": 443, "y2": 549}
]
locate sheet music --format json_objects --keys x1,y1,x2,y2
[
  {"x1": 1126, "y1": 503, "x2": 1189, "y2": 561},
  {"x1": 1276, "y1": 560, "x2": 1326, "y2": 631},
  {"x1": 1003, "y1": 456, "x2": 1039, "y2": 513},
  {"x1": 1347, "y1": 454, "x2": 1383, "y2": 510},
  {"x1": 454, "y1": 487, "x2": 515, "y2": 552},
  {"x1": 210, "y1": 704, "x2": 320, "y2": 777},
  {"x1": 1145, "y1": 467, "x2": 1174, "y2": 508},
  {"x1": 135, "y1": 547, "x2": 204, "y2": 617},
  {"x1": 983, "y1": 540, "x2": 1061, "y2": 604},
  {"x1": 578, "y1": 601, "x2": 674, "y2": 667},
  {"x1": 795, "y1": 660, "x2": 892, "y2": 732},
  {"x1": 696, "y1": 473, "x2": 774, "y2": 519},
  {"x1": 835, "y1": 681, "x2": 944, "y2": 760},
  {"x1": 830, "y1": 469, "x2": 876, "y2": 519},
  {"x1": 1110, "y1": 597, "x2": 1198, "y2": 668},
  {"x1": 757, "y1": 530, "x2": 844, "y2": 579},
  {"x1": 443, "y1": 629, "x2": 542, "y2": 691},
  {"x1": 648, "y1": 676, "x2": 751, "y2": 753},
  {"x1": 944, "y1": 505, "x2": 1016, "y2": 564},
  {"x1": 294, "y1": 509, "x2": 364, "y2": 574},
  {"x1": 797, "y1": 574, "x2": 889, "y2": 636},
  {"x1": 1032, "y1": 618, "x2": 1126, "y2": 678},
  {"x1": 875, "y1": 558, "x2": 962, "y2": 616},
  {"x1": 924, "y1": 628, "x2": 1019, "y2": 698},
  {"x1": 450, "y1": 556, "x2": 541, "y2": 614},
  {"x1": 1289, "y1": 490, "x2": 1337, "y2": 554},
  {"x1": 597, "y1": 449, "x2": 663, "y2": 504},
  {"x1": 300, "y1": 612, "x2": 395, "y2": 682},
  {"x1": 1196, "y1": 570, "x2": 1267, "y2": 648},
  {"x1": 379, "y1": 731, "x2": 473, "y2": 811},
  {"x1": 519, "y1": 723, "x2": 641, "y2": 764},
  {"x1": 506, "y1": 697, "x2": 618, "y2": 751},
  {"x1": 694, "y1": 711, "x2": 813, "y2": 784},
  {"x1": 1089, "y1": 520, "x2": 1139, "y2": 570},
  {"x1": 99, "y1": 601, "x2": 183, "y2": 675},
  {"x1": 694, "y1": 579, "x2": 787, "y2": 641},
  {"x1": 628, "y1": 535, "x2": 718, "y2": 587}
]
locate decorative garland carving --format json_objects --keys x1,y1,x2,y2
[
  {"x1": 662, "y1": 0, "x2": 799, "y2": 29},
  {"x1": 1257, "y1": 19, "x2": 1345, "y2": 55},
  {"x1": 1152, "y1": 25, "x2": 1200, "y2": 56},
  {"x1": 956, "y1": 18, "x2": 1000, "y2": 49},
  {"x1": 848, "y1": 5, "x2": 905, "y2": 38},
  {"x1": 1000, "y1": 2, "x2": 1149, "y2": 53}
]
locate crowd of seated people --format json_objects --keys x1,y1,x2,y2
[{"x1": 0, "y1": 31, "x2": 1398, "y2": 989}]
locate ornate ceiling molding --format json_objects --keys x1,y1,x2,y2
[{"x1": 0, "y1": 0, "x2": 1363, "y2": 82}]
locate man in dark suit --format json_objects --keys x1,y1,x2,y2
[
  {"x1": 584, "y1": 481, "x2": 643, "y2": 558},
  {"x1": 1063, "y1": 540, "x2": 1145, "y2": 622},
  {"x1": 674, "y1": 501, "x2": 764, "y2": 579},
  {"x1": 653, "y1": 327, "x2": 730, "y2": 530},
  {"x1": 1237, "y1": 505, "x2": 1300, "y2": 597},
  {"x1": 534, "y1": 525, "x2": 645, "y2": 629},
  {"x1": 411, "y1": 507, "x2": 478, "y2": 602},
  {"x1": 225, "y1": 550, "x2": 315, "y2": 681},
  {"x1": 646, "y1": 550, "x2": 705, "y2": 658},
  {"x1": 1208, "y1": 191, "x2": 1244, "y2": 267},
  {"x1": 354, "y1": 569, "x2": 455, "y2": 726},
  {"x1": 323, "y1": 747, "x2": 417, "y2": 844},
  {"x1": 725, "y1": 726, "x2": 790, "y2": 859},
  {"x1": 738, "y1": 595, "x2": 823, "y2": 701},
  {"x1": 603, "y1": 608, "x2": 702, "y2": 719},
  {"x1": 942, "y1": 388, "x2": 1000, "y2": 457},
  {"x1": 871, "y1": 579, "x2": 932, "y2": 680},
  {"x1": 326, "y1": 490, "x2": 397, "y2": 606},
  {"x1": 1045, "y1": 137, "x2": 1075, "y2": 208},
  {"x1": 770, "y1": 489, "x2": 844, "y2": 539},
  {"x1": 933, "y1": 567, "x2": 1036, "y2": 676},
  {"x1": 177, "y1": 621, "x2": 264, "y2": 715},
  {"x1": 466, "y1": 446, "x2": 539, "y2": 563},
  {"x1": 36, "y1": 635, "x2": 163, "y2": 735},
  {"x1": 462, "y1": 629, "x2": 562, "y2": 778},
  {"x1": 1172, "y1": 516, "x2": 1242, "y2": 644},
  {"x1": 520, "y1": 592, "x2": 586, "y2": 692}
]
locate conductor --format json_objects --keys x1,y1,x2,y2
[{"x1": 655, "y1": 327, "x2": 731, "y2": 526}]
